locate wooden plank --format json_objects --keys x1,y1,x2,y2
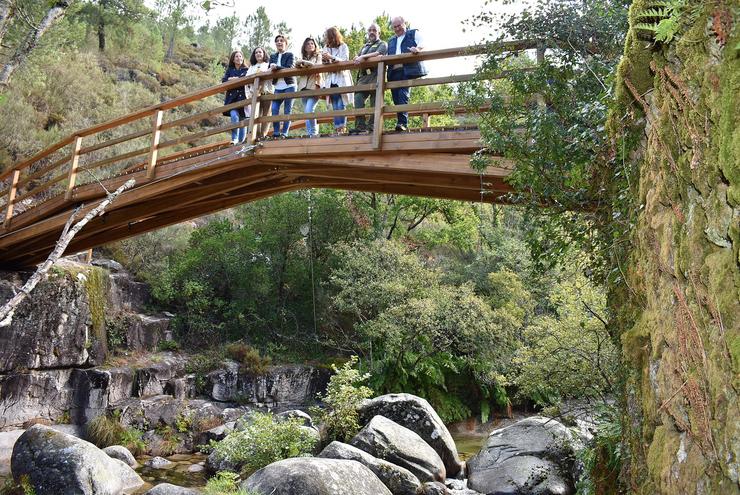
[
  {"x1": 146, "y1": 110, "x2": 164, "y2": 179},
  {"x1": 162, "y1": 99, "x2": 253, "y2": 130},
  {"x1": 385, "y1": 73, "x2": 476, "y2": 90},
  {"x1": 3, "y1": 170, "x2": 20, "y2": 228},
  {"x1": 78, "y1": 145, "x2": 150, "y2": 173},
  {"x1": 372, "y1": 61, "x2": 385, "y2": 150},
  {"x1": 13, "y1": 171, "x2": 68, "y2": 204},
  {"x1": 256, "y1": 107, "x2": 374, "y2": 124},
  {"x1": 65, "y1": 136, "x2": 83, "y2": 201},
  {"x1": 16, "y1": 152, "x2": 73, "y2": 188},
  {"x1": 259, "y1": 83, "x2": 376, "y2": 101},
  {"x1": 245, "y1": 77, "x2": 261, "y2": 145},
  {"x1": 0, "y1": 136, "x2": 74, "y2": 182}
]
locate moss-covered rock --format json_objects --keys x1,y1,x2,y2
[{"x1": 609, "y1": 1, "x2": 739, "y2": 493}]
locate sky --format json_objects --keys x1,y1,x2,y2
[{"x1": 148, "y1": 0, "x2": 531, "y2": 75}]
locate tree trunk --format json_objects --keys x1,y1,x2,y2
[
  {"x1": 165, "y1": 27, "x2": 175, "y2": 61},
  {"x1": 0, "y1": 0, "x2": 71, "y2": 88},
  {"x1": 97, "y1": 19, "x2": 106, "y2": 51},
  {"x1": 0, "y1": 0, "x2": 15, "y2": 48}
]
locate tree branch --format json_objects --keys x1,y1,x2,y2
[{"x1": 0, "y1": 178, "x2": 135, "y2": 327}]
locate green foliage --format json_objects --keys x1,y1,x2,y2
[
  {"x1": 576, "y1": 406, "x2": 623, "y2": 495},
  {"x1": 633, "y1": 0, "x2": 699, "y2": 43},
  {"x1": 158, "y1": 339, "x2": 181, "y2": 352},
  {"x1": 225, "y1": 342, "x2": 272, "y2": 375},
  {"x1": 510, "y1": 266, "x2": 619, "y2": 405},
  {"x1": 86, "y1": 412, "x2": 146, "y2": 455},
  {"x1": 209, "y1": 412, "x2": 317, "y2": 476},
  {"x1": 312, "y1": 356, "x2": 373, "y2": 442},
  {"x1": 203, "y1": 471, "x2": 256, "y2": 495}
]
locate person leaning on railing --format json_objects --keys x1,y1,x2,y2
[
  {"x1": 387, "y1": 16, "x2": 427, "y2": 132},
  {"x1": 244, "y1": 47, "x2": 274, "y2": 140},
  {"x1": 222, "y1": 50, "x2": 249, "y2": 145},
  {"x1": 321, "y1": 27, "x2": 353, "y2": 135},
  {"x1": 295, "y1": 37, "x2": 323, "y2": 138},
  {"x1": 350, "y1": 23, "x2": 388, "y2": 135},
  {"x1": 268, "y1": 34, "x2": 296, "y2": 139}
]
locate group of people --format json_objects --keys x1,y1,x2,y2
[{"x1": 221, "y1": 16, "x2": 427, "y2": 144}]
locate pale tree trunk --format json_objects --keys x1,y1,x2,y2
[
  {"x1": 0, "y1": 0, "x2": 15, "y2": 48},
  {"x1": 0, "y1": 178, "x2": 135, "y2": 327},
  {"x1": 0, "y1": 0, "x2": 71, "y2": 88}
]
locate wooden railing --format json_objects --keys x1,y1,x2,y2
[{"x1": 0, "y1": 40, "x2": 541, "y2": 230}]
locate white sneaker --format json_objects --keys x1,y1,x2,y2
[{"x1": 231, "y1": 139, "x2": 239, "y2": 145}]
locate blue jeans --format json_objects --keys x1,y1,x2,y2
[
  {"x1": 229, "y1": 109, "x2": 246, "y2": 142},
  {"x1": 387, "y1": 68, "x2": 410, "y2": 127},
  {"x1": 329, "y1": 83, "x2": 346, "y2": 128},
  {"x1": 271, "y1": 87, "x2": 295, "y2": 136},
  {"x1": 302, "y1": 94, "x2": 318, "y2": 136}
]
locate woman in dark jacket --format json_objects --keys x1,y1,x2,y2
[{"x1": 222, "y1": 50, "x2": 248, "y2": 144}]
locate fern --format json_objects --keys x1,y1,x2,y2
[{"x1": 633, "y1": 0, "x2": 688, "y2": 43}]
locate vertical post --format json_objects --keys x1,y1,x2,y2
[
  {"x1": 146, "y1": 109, "x2": 164, "y2": 179},
  {"x1": 372, "y1": 61, "x2": 385, "y2": 150},
  {"x1": 65, "y1": 136, "x2": 83, "y2": 201},
  {"x1": 3, "y1": 169, "x2": 20, "y2": 229},
  {"x1": 422, "y1": 113, "x2": 430, "y2": 129},
  {"x1": 536, "y1": 44, "x2": 546, "y2": 110},
  {"x1": 246, "y1": 77, "x2": 261, "y2": 145},
  {"x1": 84, "y1": 248, "x2": 93, "y2": 263}
]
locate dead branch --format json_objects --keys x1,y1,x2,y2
[{"x1": 0, "y1": 178, "x2": 135, "y2": 327}]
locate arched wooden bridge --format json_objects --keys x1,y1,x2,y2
[{"x1": 0, "y1": 40, "x2": 539, "y2": 268}]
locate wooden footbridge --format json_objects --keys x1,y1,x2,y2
[{"x1": 0, "y1": 41, "x2": 539, "y2": 268}]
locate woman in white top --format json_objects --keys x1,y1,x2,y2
[
  {"x1": 245, "y1": 47, "x2": 273, "y2": 139},
  {"x1": 296, "y1": 37, "x2": 323, "y2": 137},
  {"x1": 321, "y1": 27, "x2": 353, "y2": 134}
]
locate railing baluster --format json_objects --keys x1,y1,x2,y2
[
  {"x1": 147, "y1": 109, "x2": 164, "y2": 179},
  {"x1": 372, "y1": 61, "x2": 385, "y2": 150},
  {"x1": 422, "y1": 113, "x2": 430, "y2": 129},
  {"x1": 3, "y1": 169, "x2": 20, "y2": 229},
  {"x1": 246, "y1": 77, "x2": 261, "y2": 145},
  {"x1": 65, "y1": 136, "x2": 83, "y2": 201}
]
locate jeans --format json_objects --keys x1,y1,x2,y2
[
  {"x1": 302, "y1": 93, "x2": 319, "y2": 136},
  {"x1": 229, "y1": 109, "x2": 246, "y2": 142},
  {"x1": 387, "y1": 68, "x2": 410, "y2": 127},
  {"x1": 329, "y1": 83, "x2": 346, "y2": 128},
  {"x1": 354, "y1": 91, "x2": 375, "y2": 130},
  {"x1": 271, "y1": 87, "x2": 295, "y2": 136}
]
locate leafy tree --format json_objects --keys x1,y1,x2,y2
[
  {"x1": 77, "y1": 0, "x2": 149, "y2": 51},
  {"x1": 241, "y1": 6, "x2": 289, "y2": 54},
  {"x1": 155, "y1": 0, "x2": 194, "y2": 60}
]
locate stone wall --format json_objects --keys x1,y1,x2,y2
[{"x1": 612, "y1": 2, "x2": 738, "y2": 493}]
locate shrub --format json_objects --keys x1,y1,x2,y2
[
  {"x1": 208, "y1": 412, "x2": 317, "y2": 476},
  {"x1": 225, "y1": 342, "x2": 272, "y2": 375},
  {"x1": 311, "y1": 356, "x2": 373, "y2": 442},
  {"x1": 86, "y1": 412, "x2": 146, "y2": 455},
  {"x1": 203, "y1": 471, "x2": 257, "y2": 495},
  {"x1": 158, "y1": 339, "x2": 180, "y2": 351}
]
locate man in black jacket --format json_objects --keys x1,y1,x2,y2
[{"x1": 268, "y1": 34, "x2": 296, "y2": 138}]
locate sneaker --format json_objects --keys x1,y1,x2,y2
[
  {"x1": 231, "y1": 138, "x2": 239, "y2": 145},
  {"x1": 348, "y1": 127, "x2": 364, "y2": 135},
  {"x1": 394, "y1": 125, "x2": 408, "y2": 132}
]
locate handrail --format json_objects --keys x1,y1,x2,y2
[{"x1": 0, "y1": 39, "x2": 543, "y2": 229}]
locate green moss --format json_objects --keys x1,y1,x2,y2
[{"x1": 84, "y1": 267, "x2": 108, "y2": 346}]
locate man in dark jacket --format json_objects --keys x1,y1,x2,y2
[
  {"x1": 350, "y1": 23, "x2": 388, "y2": 134},
  {"x1": 386, "y1": 16, "x2": 427, "y2": 131},
  {"x1": 268, "y1": 34, "x2": 296, "y2": 137}
]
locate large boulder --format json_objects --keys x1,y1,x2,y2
[
  {"x1": 242, "y1": 457, "x2": 393, "y2": 495},
  {"x1": 318, "y1": 441, "x2": 421, "y2": 495},
  {"x1": 350, "y1": 415, "x2": 446, "y2": 482},
  {"x1": 145, "y1": 484, "x2": 200, "y2": 495},
  {"x1": 103, "y1": 445, "x2": 137, "y2": 467},
  {"x1": 358, "y1": 393, "x2": 463, "y2": 477},
  {"x1": 466, "y1": 416, "x2": 579, "y2": 495},
  {"x1": 11, "y1": 424, "x2": 144, "y2": 495}
]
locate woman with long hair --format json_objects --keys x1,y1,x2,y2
[
  {"x1": 245, "y1": 46, "x2": 273, "y2": 139},
  {"x1": 321, "y1": 27, "x2": 353, "y2": 134},
  {"x1": 296, "y1": 37, "x2": 323, "y2": 137},
  {"x1": 222, "y1": 50, "x2": 248, "y2": 144}
]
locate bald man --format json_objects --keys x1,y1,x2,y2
[
  {"x1": 351, "y1": 23, "x2": 388, "y2": 134},
  {"x1": 386, "y1": 16, "x2": 427, "y2": 131}
]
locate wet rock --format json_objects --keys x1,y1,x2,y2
[
  {"x1": 350, "y1": 415, "x2": 446, "y2": 482},
  {"x1": 420, "y1": 481, "x2": 450, "y2": 495},
  {"x1": 103, "y1": 445, "x2": 137, "y2": 467},
  {"x1": 319, "y1": 440, "x2": 421, "y2": 495},
  {"x1": 276, "y1": 409, "x2": 315, "y2": 429},
  {"x1": 187, "y1": 464, "x2": 205, "y2": 473},
  {"x1": 11, "y1": 424, "x2": 144, "y2": 494},
  {"x1": 145, "y1": 456, "x2": 175, "y2": 469},
  {"x1": 358, "y1": 393, "x2": 463, "y2": 477},
  {"x1": 466, "y1": 416, "x2": 579, "y2": 495},
  {"x1": 145, "y1": 483, "x2": 201, "y2": 494},
  {"x1": 242, "y1": 457, "x2": 392, "y2": 495}
]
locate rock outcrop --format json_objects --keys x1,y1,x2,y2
[
  {"x1": 11, "y1": 424, "x2": 144, "y2": 495},
  {"x1": 466, "y1": 417, "x2": 579, "y2": 495},
  {"x1": 350, "y1": 415, "x2": 446, "y2": 482},
  {"x1": 358, "y1": 393, "x2": 463, "y2": 477},
  {"x1": 242, "y1": 457, "x2": 393, "y2": 495}
]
